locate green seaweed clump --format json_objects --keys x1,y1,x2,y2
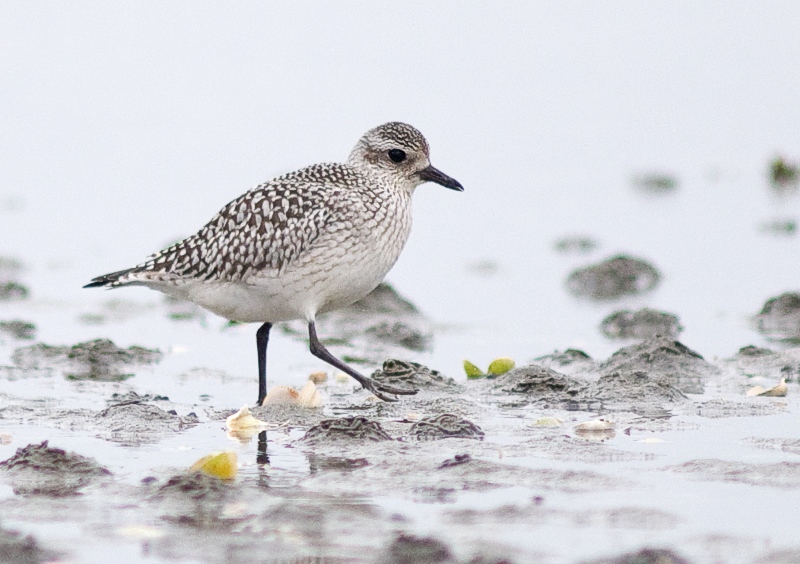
[
  {"x1": 770, "y1": 157, "x2": 798, "y2": 187},
  {"x1": 463, "y1": 357, "x2": 516, "y2": 379}
]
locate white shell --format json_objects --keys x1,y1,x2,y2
[
  {"x1": 531, "y1": 417, "x2": 563, "y2": 427},
  {"x1": 574, "y1": 419, "x2": 615, "y2": 431},
  {"x1": 226, "y1": 405, "x2": 269, "y2": 430},
  {"x1": 747, "y1": 378, "x2": 788, "y2": 397},
  {"x1": 261, "y1": 381, "x2": 323, "y2": 408},
  {"x1": 297, "y1": 381, "x2": 323, "y2": 408}
]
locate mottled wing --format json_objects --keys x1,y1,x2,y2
[
  {"x1": 95, "y1": 164, "x2": 361, "y2": 287},
  {"x1": 146, "y1": 180, "x2": 333, "y2": 281}
]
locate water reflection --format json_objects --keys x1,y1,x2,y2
[{"x1": 256, "y1": 430, "x2": 269, "y2": 466}]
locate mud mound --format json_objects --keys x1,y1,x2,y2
[
  {"x1": 755, "y1": 292, "x2": 800, "y2": 342},
  {"x1": 96, "y1": 403, "x2": 199, "y2": 445},
  {"x1": 372, "y1": 359, "x2": 459, "y2": 391},
  {"x1": 0, "y1": 441, "x2": 110, "y2": 496},
  {"x1": 155, "y1": 472, "x2": 238, "y2": 529},
  {"x1": 566, "y1": 255, "x2": 660, "y2": 300},
  {"x1": 491, "y1": 365, "x2": 581, "y2": 397},
  {"x1": 601, "y1": 308, "x2": 682, "y2": 340},
  {"x1": 302, "y1": 417, "x2": 393, "y2": 443},
  {"x1": 381, "y1": 533, "x2": 456, "y2": 564},
  {"x1": 591, "y1": 370, "x2": 688, "y2": 411},
  {"x1": 599, "y1": 337, "x2": 716, "y2": 394},
  {"x1": 408, "y1": 414, "x2": 484, "y2": 440},
  {"x1": 488, "y1": 365, "x2": 598, "y2": 409},
  {"x1": 158, "y1": 472, "x2": 231, "y2": 501},
  {"x1": 489, "y1": 356, "x2": 688, "y2": 413},
  {"x1": 12, "y1": 338, "x2": 162, "y2": 381}
]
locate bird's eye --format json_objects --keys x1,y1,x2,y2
[{"x1": 387, "y1": 149, "x2": 406, "y2": 163}]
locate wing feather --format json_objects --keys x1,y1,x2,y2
[{"x1": 90, "y1": 163, "x2": 366, "y2": 288}]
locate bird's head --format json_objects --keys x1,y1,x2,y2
[{"x1": 348, "y1": 122, "x2": 463, "y2": 193}]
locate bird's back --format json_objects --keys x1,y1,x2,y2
[{"x1": 86, "y1": 162, "x2": 413, "y2": 322}]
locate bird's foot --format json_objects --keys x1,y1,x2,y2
[{"x1": 361, "y1": 377, "x2": 418, "y2": 402}]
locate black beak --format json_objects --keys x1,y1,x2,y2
[{"x1": 418, "y1": 165, "x2": 464, "y2": 191}]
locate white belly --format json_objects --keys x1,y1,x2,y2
[{"x1": 159, "y1": 210, "x2": 411, "y2": 323}]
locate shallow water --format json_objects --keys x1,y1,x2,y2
[{"x1": 2, "y1": 3, "x2": 800, "y2": 563}]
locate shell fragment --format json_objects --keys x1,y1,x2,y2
[
  {"x1": 746, "y1": 378, "x2": 788, "y2": 397},
  {"x1": 189, "y1": 451, "x2": 238, "y2": 480}
]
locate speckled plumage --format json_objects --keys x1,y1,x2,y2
[
  {"x1": 100, "y1": 161, "x2": 411, "y2": 322},
  {"x1": 86, "y1": 122, "x2": 462, "y2": 402}
]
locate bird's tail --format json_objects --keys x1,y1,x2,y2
[{"x1": 83, "y1": 268, "x2": 139, "y2": 289}]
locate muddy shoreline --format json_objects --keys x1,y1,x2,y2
[{"x1": 2, "y1": 282, "x2": 800, "y2": 563}]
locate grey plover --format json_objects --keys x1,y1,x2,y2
[{"x1": 85, "y1": 122, "x2": 463, "y2": 404}]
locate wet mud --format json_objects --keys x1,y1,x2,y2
[{"x1": 1, "y1": 293, "x2": 800, "y2": 562}]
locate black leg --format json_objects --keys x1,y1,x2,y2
[
  {"x1": 256, "y1": 322, "x2": 272, "y2": 406},
  {"x1": 307, "y1": 321, "x2": 417, "y2": 402}
]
